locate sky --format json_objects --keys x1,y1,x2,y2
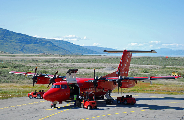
[{"x1": 0, "y1": 0, "x2": 184, "y2": 50}]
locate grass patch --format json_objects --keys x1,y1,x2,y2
[
  {"x1": 113, "y1": 82, "x2": 184, "y2": 95},
  {"x1": 0, "y1": 83, "x2": 49, "y2": 99},
  {"x1": 1, "y1": 55, "x2": 184, "y2": 99}
]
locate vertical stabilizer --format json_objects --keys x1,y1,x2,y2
[
  {"x1": 103, "y1": 50, "x2": 132, "y2": 78},
  {"x1": 103, "y1": 50, "x2": 156, "y2": 78}
]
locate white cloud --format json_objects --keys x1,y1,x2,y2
[
  {"x1": 93, "y1": 43, "x2": 101, "y2": 46},
  {"x1": 34, "y1": 35, "x2": 89, "y2": 41},
  {"x1": 150, "y1": 41, "x2": 161, "y2": 44},
  {"x1": 130, "y1": 43, "x2": 138, "y2": 46},
  {"x1": 127, "y1": 41, "x2": 184, "y2": 50}
]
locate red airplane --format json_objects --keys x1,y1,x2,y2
[
  {"x1": 42, "y1": 50, "x2": 181, "y2": 107},
  {"x1": 9, "y1": 67, "x2": 65, "y2": 86}
]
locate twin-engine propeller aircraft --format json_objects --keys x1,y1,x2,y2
[
  {"x1": 9, "y1": 67, "x2": 65, "y2": 87},
  {"x1": 42, "y1": 50, "x2": 181, "y2": 107}
]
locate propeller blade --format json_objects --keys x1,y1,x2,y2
[
  {"x1": 32, "y1": 67, "x2": 38, "y2": 87},
  {"x1": 118, "y1": 85, "x2": 119, "y2": 94},
  {"x1": 35, "y1": 67, "x2": 37, "y2": 74}
]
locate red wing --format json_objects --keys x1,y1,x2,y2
[
  {"x1": 9, "y1": 71, "x2": 36, "y2": 76},
  {"x1": 105, "y1": 76, "x2": 181, "y2": 81},
  {"x1": 127, "y1": 76, "x2": 181, "y2": 80}
]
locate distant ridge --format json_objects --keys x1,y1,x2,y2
[
  {"x1": 0, "y1": 28, "x2": 99, "y2": 55},
  {"x1": 1, "y1": 28, "x2": 184, "y2": 56}
]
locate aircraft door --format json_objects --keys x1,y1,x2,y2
[{"x1": 69, "y1": 84, "x2": 79, "y2": 98}]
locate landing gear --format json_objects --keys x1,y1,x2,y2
[
  {"x1": 51, "y1": 104, "x2": 56, "y2": 108},
  {"x1": 105, "y1": 90, "x2": 114, "y2": 104},
  {"x1": 51, "y1": 101, "x2": 58, "y2": 108}
]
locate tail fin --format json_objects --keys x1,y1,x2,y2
[
  {"x1": 103, "y1": 50, "x2": 156, "y2": 78},
  {"x1": 103, "y1": 50, "x2": 132, "y2": 77}
]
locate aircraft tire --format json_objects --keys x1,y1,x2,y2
[
  {"x1": 123, "y1": 100, "x2": 127, "y2": 105},
  {"x1": 81, "y1": 103, "x2": 84, "y2": 108},
  {"x1": 29, "y1": 95, "x2": 33, "y2": 99}
]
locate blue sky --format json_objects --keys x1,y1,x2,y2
[{"x1": 0, "y1": 0, "x2": 184, "y2": 50}]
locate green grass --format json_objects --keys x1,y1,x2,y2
[
  {"x1": 0, "y1": 84, "x2": 49, "y2": 99},
  {"x1": 1, "y1": 55, "x2": 184, "y2": 99}
]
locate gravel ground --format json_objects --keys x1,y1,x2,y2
[{"x1": 1, "y1": 93, "x2": 184, "y2": 120}]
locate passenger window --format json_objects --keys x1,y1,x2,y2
[
  {"x1": 61, "y1": 85, "x2": 64, "y2": 89},
  {"x1": 64, "y1": 85, "x2": 67, "y2": 89}
]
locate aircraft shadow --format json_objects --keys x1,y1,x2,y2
[
  {"x1": 96, "y1": 99, "x2": 184, "y2": 111},
  {"x1": 136, "y1": 97, "x2": 184, "y2": 101},
  {"x1": 55, "y1": 97, "x2": 184, "y2": 111}
]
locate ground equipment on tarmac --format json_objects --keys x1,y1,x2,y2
[
  {"x1": 81, "y1": 99, "x2": 97, "y2": 110},
  {"x1": 28, "y1": 90, "x2": 45, "y2": 99},
  {"x1": 117, "y1": 95, "x2": 136, "y2": 105}
]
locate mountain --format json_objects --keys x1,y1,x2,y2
[
  {"x1": 0, "y1": 28, "x2": 98, "y2": 55},
  {"x1": 1, "y1": 28, "x2": 184, "y2": 56},
  {"x1": 46, "y1": 39, "x2": 99, "y2": 54}
]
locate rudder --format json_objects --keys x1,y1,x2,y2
[{"x1": 103, "y1": 50, "x2": 132, "y2": 78}]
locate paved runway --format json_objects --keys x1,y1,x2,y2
[{"x1": 0, "y1": 93, "x2": 184, "y2": 120}]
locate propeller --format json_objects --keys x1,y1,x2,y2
[
  {"x1": 32, "y1": 67, "x2": 38, "y2": 87},
  {"x1": 92, "y1": 69, "x2": 106, "y2": 99},
  {"x1": 93, "y1": 69, "x2": 98, "y2": 100},
  {"x1": 117, "y1": 68, "x2": 122, "y2": 94},
  {"x1": 117, "y1": 76, "x2": 122, "y2": 94},
  {"x1": 93, "y1": 69, "x2": 98, "y2": 92},
  {"x1": 47, "y1": 71, "x2": 58, "y2": 88}
]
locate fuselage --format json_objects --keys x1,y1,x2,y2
[{"x1": 43, "y1": 77, "x2": 136, "y2": 103}]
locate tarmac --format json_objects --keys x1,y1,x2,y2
[{"x1": 0, "y1": 93, "x2": 184, "y2": 120}]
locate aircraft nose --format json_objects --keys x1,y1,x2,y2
[
  {"x1": 43, "y1": 89, "x2": 59, "y2": 102},
  {"x1": 43, "y1": 92, "x2": 49, "y2": 101},
  {"x1": 43, "y1": 91, "x2": 53, "y2": 101}
]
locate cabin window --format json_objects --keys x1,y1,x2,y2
[
  {"x1": 61, "y1": 85, "x2": 65, "y2": 89},
  {"x1": 64, "y1": 85, "x2": 67, "y2": 89}
]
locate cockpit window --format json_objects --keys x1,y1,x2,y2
[{"x1": 51, "y1": 85, "x2": 60, "y2": 88}]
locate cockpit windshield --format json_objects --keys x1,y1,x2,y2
[{"x1": 51, "y1": 85, "x2": 61, "y2": 88}]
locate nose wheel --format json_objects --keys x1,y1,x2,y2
[{"x1": 51, "y1": 103, "x2": 57, "y2": 108}]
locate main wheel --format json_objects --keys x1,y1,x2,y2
[
  {"x1": 123, "y1": 100, "x2": 127, "y2": 105},
  {"x1": 29, "y1": 95, "x2": 33, "y2": 99},
  {"x1": 88, "y1": 105, "x2": 91, "y2": 110},
  {"x1": 81, "y1": 103, "x2": 84, "y2": 108}
]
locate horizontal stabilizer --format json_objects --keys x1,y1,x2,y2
[{"x1": 104, "y1": 50, "x2": 157, "y2": 53}]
